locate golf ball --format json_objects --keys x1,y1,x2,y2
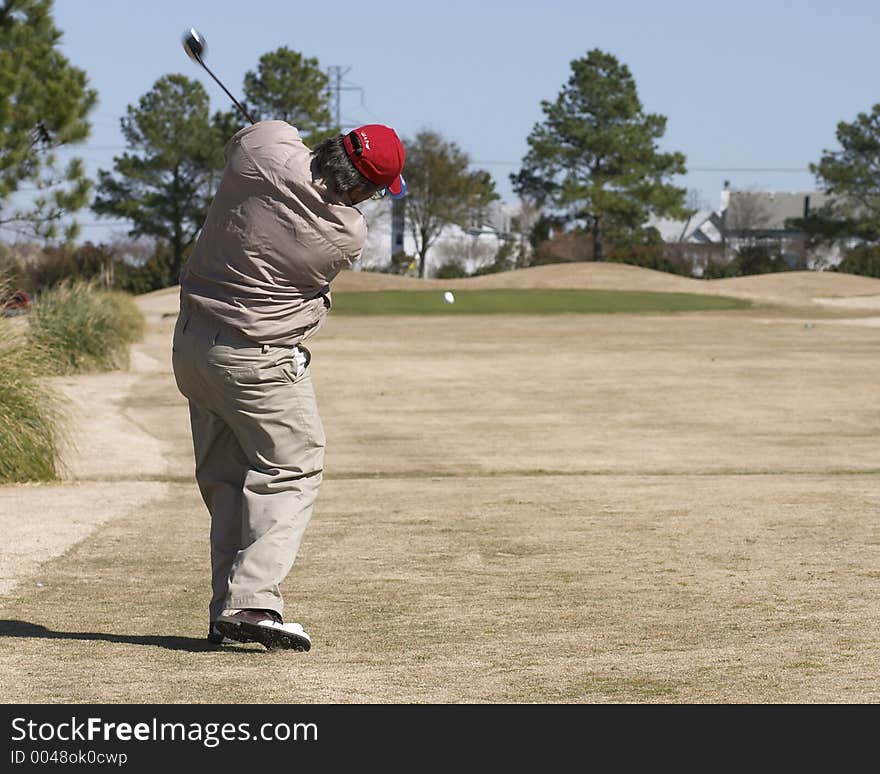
[{"x1": 443, "y1": 291, "x2": 455, "y2": 304}]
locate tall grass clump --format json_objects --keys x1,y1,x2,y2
[
  {"x1": 0, "y1": 281, "x2": 68, "y2": 482},
  {"x1": 27, "y1": 280, "x2": 145, "y2": 374}
]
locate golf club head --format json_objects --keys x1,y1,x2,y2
[
  {"x1": 182, "y1": 28, "x2": 206, "y2": 63},
  {"x1": 180, "y1": 26, "x2": 255, "y2": 125}
]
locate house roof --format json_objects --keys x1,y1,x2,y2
[
  {"x1": 649, "y1": 211, "x2": 717, "y2": 242},
  {"x1": 725, "y1": 191, "x2": 834, "y2": 231},
  {"x1": 650, "y1": 190, "x2": 838, "y2": 243}
]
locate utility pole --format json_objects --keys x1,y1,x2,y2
[
  {"x1": 325, "y1": 65, "x2": 396, "y2": 264},
  {"x1": 391, "y1": 198, "x2": 405, "y2": 261},
  {"x1": 326, "y1": 66, "x2": 364, "y2": 131}
]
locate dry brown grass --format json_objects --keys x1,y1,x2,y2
[{"x1": 1, "y1": 264, "x2": 878, "y2": 703}]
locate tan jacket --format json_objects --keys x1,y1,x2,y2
[{"x1": 179, "y1": 121, "x2": 367, "y2": 345}]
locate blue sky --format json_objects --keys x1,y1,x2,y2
[{"x1": 30, "y1": 0, "x2": 880, "y2": 241}]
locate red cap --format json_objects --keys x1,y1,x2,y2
[{"x1": 343, "y1": 124, "x2": 406, "y2": 198}]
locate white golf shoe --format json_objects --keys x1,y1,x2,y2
[{"x1": 214, "y1": 609, "x2": 311, "y2": 652}]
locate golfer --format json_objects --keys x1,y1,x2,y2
[{"x1": 172, "y1": 121, "x2": 405, "y2": 650}]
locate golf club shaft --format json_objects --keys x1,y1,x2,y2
[{"x1": 198, "y1": 58, "x2": 255, "y2": 125}]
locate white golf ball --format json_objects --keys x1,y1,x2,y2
[{"x1": 443, "y1": 291, "x2": 455, "y2": 304}]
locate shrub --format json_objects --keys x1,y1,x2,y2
[
  {"x1": 103, "y1": 290, "x2": 147, "y2": 347},
  {"x1": 703, "y1": 259, "x2": 732, "y2": 279},
  {"x1": 470, "y1": 240, "x2": 517, "y2": 276},
  {"x1": 833, "y1": 244, "x2": 880, "y2": 278},
  {"x1": 113, "y1": 242, "x2": 178, "y2": 294},
  {"x1": 434, "y1": 259, "x2": 469, "y2": 279},
  {"x1": 705, "y1": 245, "x2": 792, "y2": 278},
  {"x1": 390, "y1": 251, "x2": 416, "y2": 276},
  {"x1": 607, "y1": 244, "x2": 694, "y2": 277},
  {"x1": 27, "y1": 280, "x2": 145, "y2": 375},
  {"x1": 0, "y1": 243, "x2": 30, "y2": 291},
  {"x1": 529, "y1": 231, "x2": 587, "y2": 265},
  {"x1": 733, "y1": 244, "x2": 791, "y2": 276},
  {"x1": 31, "y1": 242, "x2": 116, "y2": 289}
]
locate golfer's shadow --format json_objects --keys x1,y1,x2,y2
[{"x1": 0, "y1": 619, "x2": 257, "y2": 654}]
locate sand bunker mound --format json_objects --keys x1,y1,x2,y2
[
  {"x1": 334, "y1": 264, "x2": 880, "y2": 307},
  {"x1": 332, "y1": 263, "x2": 699, "y2": 293},
  {"x1": 813, "y1": 294, "x2": 880, "y2": 310},
  {"x1": 709, "y1": 271, "x2": 880, "y2": 306},
  {"x1": 143, "y1": 263, "x2": 880, "y2": 310}
]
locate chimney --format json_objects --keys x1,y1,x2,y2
[{"x1": 720, "y1": 180, "x2": 731, "y2": 213}]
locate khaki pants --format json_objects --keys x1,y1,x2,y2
[{"x1": 171, "y1": 302, "x2": 325, "y2": 622}]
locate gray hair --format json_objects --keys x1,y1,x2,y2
[{"x1": 311, "y1": 135, "x2": 374, "y2": 195}]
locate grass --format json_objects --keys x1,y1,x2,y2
[
  {"x1": 27, "y1": 280, "x2": 145, "y2": 375},
  {"x1": 2, "y1": 302, "x2": 880, "y2": 702},
  {"x1": 0, "y1": 277, "x2": 145, "y2": 483},
  {"x1": 0, "y1": 322, "x2": 68, "y2": 482},
  {"x1": 330, "y1": 288, "x2": 752, "y2": 315},
  {"x1": 0, "y1": 273, "x2": 67, "y2": 483}
]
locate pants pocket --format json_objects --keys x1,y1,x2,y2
[{"x1": 221, "y1": 362, "x2": 296, "y2": 386}]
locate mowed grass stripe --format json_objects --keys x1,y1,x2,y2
[{"x1": 331, "y1": 288, "x2": 751, "y2": 315}]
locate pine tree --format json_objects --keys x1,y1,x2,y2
[
  {"x1": 0, "y1": 0, "x2": 96, "y2": 240},
  {"x1": 242, "y1": 47, "x2": 334, "y2": 145},
  {"x1": 795, "y1": 104, "x2": 880, "y2": 245},
  {"x1": 512, "y1": 49, "x2": 687, "y2": 261},
  {"x1": 92, "y1": 75, "x2": 221, "y2": 283}
]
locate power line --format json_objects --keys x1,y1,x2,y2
[
  {"x1": 41, "y1": 139, "x2": 819, "y2": 174},
  {"x1": 54, "y1": 146, "x2": 126, "y2": 152},
  {"x1": 326, "y1": 68, "x2": 388, "y2": 131},
  {"x1": 327, "y1": 66, "x2": 367, "y2": 130},
  {"x1": 472, "y1": 159, "x2": 811, "y2": 173},
  {"x1": 689, "y1": 167, "x2": 810, "y2": 173},
  {"x1": 0, "y1": 220, "x2": 126, "y2": 230}
]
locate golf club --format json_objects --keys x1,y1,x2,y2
[{"x1": 182, "y1": 27, "x2": 255, "y2": 125}]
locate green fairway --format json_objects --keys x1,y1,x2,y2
[{"x1": 330, "y1": 288, "x2": 751, "y2": 315}]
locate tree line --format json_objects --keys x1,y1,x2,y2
[{"x1": 2, "y1": 0, "x2": 880, "y2": 293}]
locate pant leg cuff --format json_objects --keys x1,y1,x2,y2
[{"x1": 225, "y1": 596, "x2": 283, "y2": 616}]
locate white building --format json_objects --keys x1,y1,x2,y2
[{"x1": 355, "y1": 199, "x2": 518, "y2": 276}]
